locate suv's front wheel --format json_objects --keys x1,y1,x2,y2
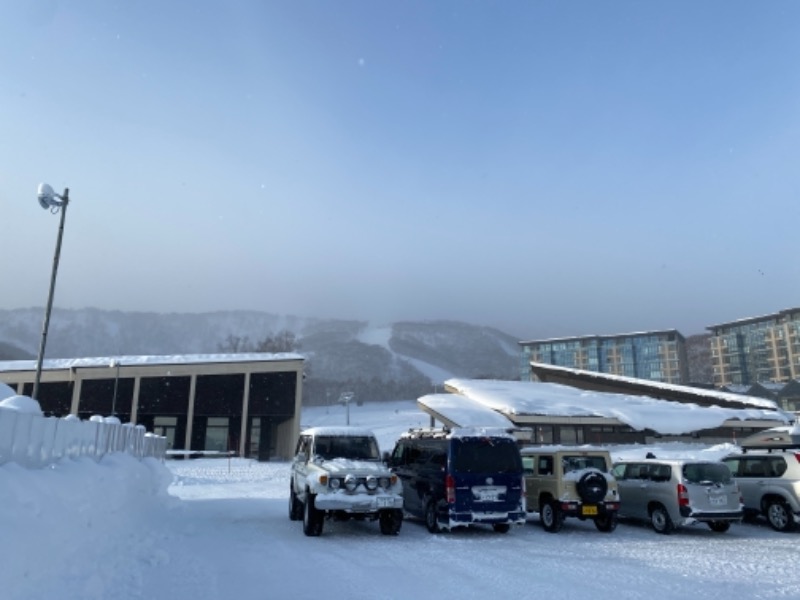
[
  {"x1": 765, "y1": 499, "x2": 795, "y2": 532},
  {"x1": 379, "y1": 509, "x2": 403, "y2": 535},
  {"x1": 540, "y1": 500, "x2": 564, "y2": 533},
  {"x1": 303, "y1": 492, "x2": 324, "y2": 536},
  {"x1": 289, "y1": 484, "x2": 303, "y2": 521}
]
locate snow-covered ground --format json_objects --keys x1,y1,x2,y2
[{"x1": 2, "y1": 400, "x2": 799, "y2": 600}]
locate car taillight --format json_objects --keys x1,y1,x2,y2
[
  {"x1": 677, "y1": 483, "x2": 689, "y2": 507},
  {"x1": 794, "y1": 453, "x2": 800, "y2": 465},
  {"x1": 446, "y1": 474, "x2": 456, "y2": 504}
]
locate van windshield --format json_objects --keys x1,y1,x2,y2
[
  {"x1": 682, "y1": 462, "x2": 732, "y2": 485},
  {"x1": 452, "y1": 438, "x2": 522, "y2": 473}
]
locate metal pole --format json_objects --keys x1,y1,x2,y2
[
  {"x1": 112, "y1": 360, "x2": 120, "y2": 415},
  {"x1": 32, "y1": 188, "x2": 69, "y2": 400}
]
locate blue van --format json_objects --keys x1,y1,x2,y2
[{"x1": 388, "y1": 427, "x2": 526, "y2": 533}]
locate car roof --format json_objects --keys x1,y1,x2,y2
[
  {"x1": 612, "y1": 458, "x2": 721, "y2": 466},
  {"x1": 520, "y1": 445, "x2": 611, "y2": 455},
  {"x1": 300, "y1": 426, "x2": 376, "y2": 437}
]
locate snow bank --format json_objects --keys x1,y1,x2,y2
[{"x1": 0, "y1": 454, "x2": 174, "y2": 600}]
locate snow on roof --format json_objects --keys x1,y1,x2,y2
[
  {"x1": 529, "y1": 361, "x2": 779, "y2": 410},
  {"x1": 0, "y1": 352, "x2": 305, "y2": 372},
  {"x1": 449, "y1": 426, "x2": 516, "y2": 440},
  {"x1": 418, "y1": 393, "x2": 515, "y2": 429},
  {"x1": 519, "y1": 328, "x2": 682, "y2": 345},
  {"x1": 443, "y1": 378, "x2": 791, "y2": 436}
]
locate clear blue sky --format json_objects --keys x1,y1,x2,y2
[{"x1": 1, "y1": 1, "x2": 799, "y2": 339}]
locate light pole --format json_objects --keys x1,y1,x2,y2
[
  {"x1": 339, "y1": 391, "x2": 354, "y2": 425},
  {"x1": 110, "y1": 358, "x2": 121, "y2": 415},
  {"x1": 31, "y1": 183, "x2": 70, "y2": 401}
]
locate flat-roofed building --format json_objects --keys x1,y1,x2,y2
[
  {"x1": 0, "y1": 353, "x2": 304, "y2": 460},
  {"x1": 708, "y1": 307, "x2": 800, "y2": 386},
  {"x1": 519, "y1": 329, "x2": 688, "y2": 384}
]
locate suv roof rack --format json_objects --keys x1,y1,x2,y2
[
  {"x1": 403, "y1": 427, "x2": 451, "y2": 440},
  {"x1": 740, "y1": 428, "x2": 800, "y2": 452}
]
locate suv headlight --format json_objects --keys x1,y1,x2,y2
[
  {"x1": 378, "y1": 476, "x2": 391, "y2": 490},
  {"x1": 329, "y1": 477, "x2": 341, "y2": 490},
  {"x1": 344, "y1": 474, "x2": 357, "y2": 492},
  {"x1": 365, "y1": 475, "x2": 378, "y2": 491}
]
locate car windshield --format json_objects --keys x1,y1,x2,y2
[
  {"x1": 452, "y1": 438, "x2": 522, "y2": 473},
  {"x1": 682, "y1": 463, "x2": 732, "y2": 485},
  {"x1": 314, "y1": 436, "x2": 379, "y2": 461},
  {"x1": 561, "y1": 455, "x2": 608, "y2": 473}
]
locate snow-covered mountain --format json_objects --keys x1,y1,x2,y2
[{"x1": 0, "y1": 308, "x2": 521, "y2": 404}]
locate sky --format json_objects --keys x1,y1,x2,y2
[
  {"x1": 1, "y1": 1, "x2": 799, "y2": 340},
  {"x1": 2, "y1": 399, "x2": 800, "y2": 600}
]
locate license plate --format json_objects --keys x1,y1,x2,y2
[
  {"x1": 376, "y1": 497, "x2": 393, "y2": 508},
  {"x1": 709, "y1": 495, "x2": 727, "y2": 506},
  {"x1": 582, "y1": 505, "x2": 598, "y2": 516},
  {"x1": 472, "y1": 486, "x2": 504, "y2": 502}
]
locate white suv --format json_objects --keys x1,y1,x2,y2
[
  {"x1": 289, "y1": 426, "x2": 404, "y2": 536},
  {"x1": 722, "y1": 428, "x2": 800, "y2": 532}
]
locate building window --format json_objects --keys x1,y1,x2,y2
[
  {"x1": 205, "y1": 417, "x2": 230, "y2": 452},
  {"x1": 154, "y1": 416, "x2": 178, "y2": 450}
]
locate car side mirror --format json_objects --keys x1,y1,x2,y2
[
  {"x1": 382, "y1": 451, "x2": 391, "y2": 465},
  {"x1": 295, "y1": 451, "x2": 307, "y2": 463}
]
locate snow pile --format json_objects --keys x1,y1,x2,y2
[
  {"x1": 0, "y1": 395, "x2": 42, "y2": 415},
  {"x1": 0, "y1": 381, "x2": 15, "y2": 401},
  {"x1": 0, "y1": 455, "x2": 174, "y2": 600}
]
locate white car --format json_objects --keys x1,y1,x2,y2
[
  {"x1": 722, "y1": 427, "x2": 800, "y2": 532},
  {"x1": 289, "y1": 426, "x2": 404, "y2": 536}
]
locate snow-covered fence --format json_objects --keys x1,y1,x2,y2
[{"x1": 0, "y1": 400, "x2": 167, "y2": 468}]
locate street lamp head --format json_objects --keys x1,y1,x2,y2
[{"x1": 37, "y1": 183, "x2": 66, "y2": 210}]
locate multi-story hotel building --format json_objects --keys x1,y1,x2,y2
[
  {"x1": 708, "y1": 307, "x2": 800, "y2": 386},
  {"x1": 519, "y1": 330, "x2": 688, "y2": 384}
]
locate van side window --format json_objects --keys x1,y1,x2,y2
[
  {"x1": 626, "y1": 464, "x2": 647, "y2": 480},
  {"x1": 391, "y1": 443, "x2": 406, "y2": 466},
  {"x1": 538, "y1": 456, "x2": 553, "y2": 475},
  {"x1": 722, "y1": 458, "x2": 739, "y2": 476},
  {"x1": 429, "y1": 451, "x2": 446, "y2": 469},
  {"x1": 650, "y1": 464, "x2": 671, "y2": 482}
]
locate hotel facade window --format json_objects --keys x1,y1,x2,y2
[
  {"x1": 519, "y1": 330, "x2": 688, "y2": 384},
  {"x1": 708, "y1": 308, "x2": 800, "y2": 386}
]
